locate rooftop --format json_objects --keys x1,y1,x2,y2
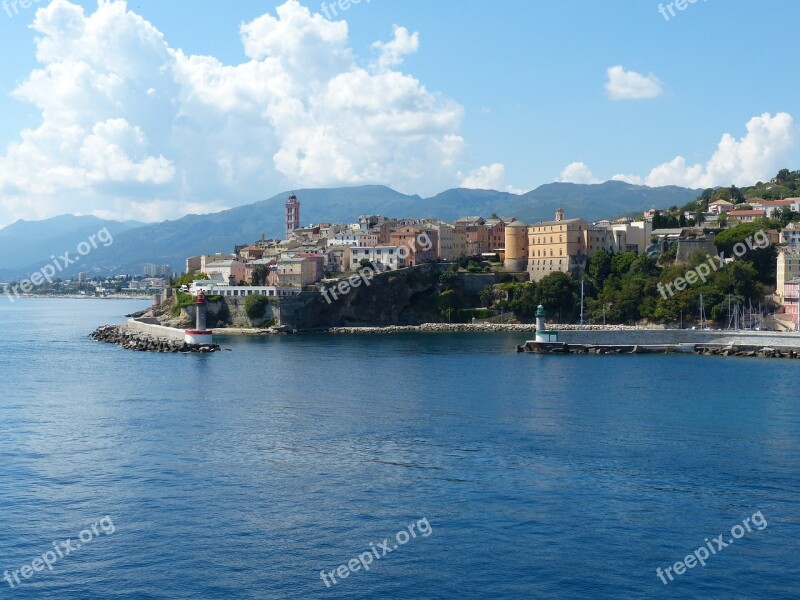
[{"x1": 728, "y1": 210, "x2": 766, "y2": 216}]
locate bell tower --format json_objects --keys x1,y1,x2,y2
[{"x1": 285, "y1": 192, "x2": 300, "y2": 240}]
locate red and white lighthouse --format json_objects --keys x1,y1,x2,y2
[{"x1": 184, "y1": 290, "x2": 214, "y2": 345}]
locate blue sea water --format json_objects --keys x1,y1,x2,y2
[{"x1": 0, "y1": 298, "x2": 799, "y2": 599}]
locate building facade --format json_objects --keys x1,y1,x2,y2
[
  {"x1": 388, "y1": 226, "x2": 438, "y2": 266},
  {"x1": 349, "y1": 246, "x2": 407, "y2": 271},
  {"x1": 276, "y1": 257, "x2": 316, "y2": 289},
  {"x1": 526, "y1": 210, "x2": 623, "y2": 281},
  {"x1": 777, "y1": 250, "x2": 800, "y2": 303},
  {"x1": 204, "y1": 259, "x2": 247, "y2": 285}
]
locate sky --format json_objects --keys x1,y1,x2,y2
[{"x1": 0, "y1": 0, "x2": 798, "y2": 227}]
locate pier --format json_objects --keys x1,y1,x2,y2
[{"x1": 518, "y1": 340, "x2": 800, "y2": 359}]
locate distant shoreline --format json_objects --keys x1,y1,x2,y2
[{"x1": 4, "y1": 294, "x2": 151, "y2": 301}]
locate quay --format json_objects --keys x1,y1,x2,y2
[
  {"x1": 517, "y1": 341, "x2": 800, "y2": 359},
  {"x1": 518, "y1": 304, "x2": 800, "y2": 359}
]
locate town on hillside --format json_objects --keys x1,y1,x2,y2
[{"x1": 172, "y1": 172, "x2": 800, "y2": 329}]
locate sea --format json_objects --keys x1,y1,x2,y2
[{"x1": 1, "y1": 298, "x2": 798, "y2": 599}]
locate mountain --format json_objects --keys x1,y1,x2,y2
[
  {"x1": 0, "y1": 215, "x2": 144, "y2": 278},
  {"x1": 0, "y1": 182, "x2": 701, "y2": 279},
  {"x1": 516, "y1": 181, "x2": 702, "y2": 222}
]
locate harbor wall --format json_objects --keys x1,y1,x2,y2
[
  {"x1": 124, "y1": 319, "x2": 187, "y2": 342},
  {"x1": 555, "y1": 328, "x2": 800, "y2": 348}
]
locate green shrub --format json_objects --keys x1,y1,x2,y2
[{"x1": 244, "y1": 295, "x2": 269, "y2": 319}]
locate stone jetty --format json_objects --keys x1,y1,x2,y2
[
  {"x1": 90, "y1": 324, "x2": 219, "y2": 353},
  {"x1": 325, "y1": 323, "x2": 536, "y2": 334},
  {"x1": 518, "y1": 340, "x2": 800, "y2": 360}
]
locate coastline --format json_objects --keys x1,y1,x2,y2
[{"x1": 5, "y1": 294, "x2": 152, "y2": 301}]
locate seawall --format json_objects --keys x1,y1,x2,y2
[{"x1": 553, "y1": 328, "x2": 800, "y2": 348}]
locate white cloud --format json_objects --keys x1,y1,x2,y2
[
  {"x1": 612, "y1": 173, "x2": 643, "y2": 185},
  {"x1": 372, "y1": 25, "x2": 419, "y2": 70},
  {"x1": 0, "y1": 0, "x2": 468, "y2": 226},
  {"x1": 558, "y1": 113, "x2": 798, "y2": 189},
  {"x1": 558, "y1": 162, "x2": 600, "y2": 184},
  {"x1": 460, "y1": 163, "x2": 525, "y2": 194},
  {"x1": 645, "y1": 112, "x2": 798, "y2": 188},
  {"x1": 605, "y1": 65, "x2": 663, "y2": 100}
]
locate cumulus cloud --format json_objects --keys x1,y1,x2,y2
[
  {"x1": 372, "y1": 25, "x2": 419, "y2": 70},
  {"x1": 558, "y1": 113, "x2": 798, "y2": 189},
  {"x1": 460, "y1": 163, "x2": 525, "y2": 194},
  {"x1": 0, "y1": 0, "x2": 467, "y2": 226},
  {"x1": 558, "y1": 162, "x2": 600, "y2": 184},
  {"x1": 605, "y1": 65, "x2": 663, "y2": 100},
  {"x1": 645, "y1": 112, "x2": 798, "y2": 187},
  {"x1": 612, "y1": 173, "x2": 644, "y2": 185}
]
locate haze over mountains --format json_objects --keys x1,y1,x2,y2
[{"x1": 0, "y1": 181, "x2": 700, "y2": 280}]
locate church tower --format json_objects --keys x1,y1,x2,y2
[{"x1": 285, "y1": 192, "x2": 300, "y2": 240}]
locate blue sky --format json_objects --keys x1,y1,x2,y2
[{"x1": 0, "y1": 0, "x2": 797, "y2": 226}]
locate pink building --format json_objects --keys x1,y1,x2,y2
[{"x1": 204, "y1": 259, "x2": 247, "y2": 285}]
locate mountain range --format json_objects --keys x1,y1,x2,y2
[{"x1": 0, "y1": 181, "x2": 700, "y2": 280}]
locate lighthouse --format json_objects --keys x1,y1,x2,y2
[
  {"x1": 184, "y1": 290, "x2": 214, "y2": 346},
  {"x1": 534, "y1": 304, "x2": 559, "y2": 343}
]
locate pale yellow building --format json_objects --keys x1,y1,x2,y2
[
  {"x1": 276, "y1": 257, "x2": 317, "y2": 289},
  {"x1": 526, "y1": 209, "x2": 622, "y2": 281},
  {"x1": 503, "y1": 220, "x2": 528, "y2": 271},
  {"x1": 426, "y1": 222, "x2": 467, "y2": 261}
]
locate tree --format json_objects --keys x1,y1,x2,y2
[
  {"x1": 775, "y1": 169, "x2": 791, "y2": 185},
  {"x1": 439, "y1": 265, "x2": 460, "y2": 290},
  {"x1": 244, "y1": 295, "x2": 270, "y2": 319},
  {"x1": 729, "y1": 185, "x2": 745, "y2": 204},
  {"x1": 587, "y1": 250, "x2": 612, "y2": 288},
  {"x1": 252, "y1": 265, "x2": 268, "y2": 286},
  {"x1": 715, "y1": 224, "x2": 776, "y2": 285},
  {"x1": 537, "y1": 272, "x2": 578, "y2": 321},
  {"x1": 508, "y1": 282, "x2": 539, "y2": 318},
  {"x1": 610, "y1": 251, "x2": 637, "y2": 277}
]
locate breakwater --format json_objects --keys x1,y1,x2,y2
[
  {"x1": 90, "y1": 324, "x2": 219, "y2": 353},
  {"x1": 553, "y1": 328, "x2": 800, "y2": 348},
  {"x1": 325, "y1": 323, "x2": 535, "y2": 334},
  {"x1": 519, "y1": 341, "x2": 800, "y2": 359}
]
